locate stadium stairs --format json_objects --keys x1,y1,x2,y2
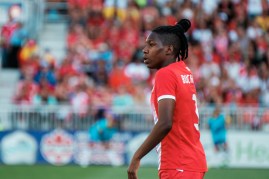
[
  {"x1": 37, "y1": 22, "x2": 67, "y2": 63},
  {"x1": 37, "y1": 0, "x2": 68, "y2": 63},
  {"x1": 0, "y1": 69, "x2": 20, "y2": 105}
]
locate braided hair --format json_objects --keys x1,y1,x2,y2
[{"x1": 152, "y1": 19, "x2": 191, "y2": 61}]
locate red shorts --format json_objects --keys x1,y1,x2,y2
[{"x1": 158, "y1": 169, "x2": 205, "y2": 179}]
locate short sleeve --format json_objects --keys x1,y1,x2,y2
[{"x1": 155, "y1": 68, "x2": 177, "y2": 102}]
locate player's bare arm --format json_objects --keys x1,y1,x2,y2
[{"x1": 127, "y1": 98, "x2": 175, "y2": 179}]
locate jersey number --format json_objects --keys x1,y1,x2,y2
[{"x1": 192, "y1": 94, "x2": 200, "y2": 131}]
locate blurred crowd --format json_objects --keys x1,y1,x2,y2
[{"x1": 1, "y1": 0, "x2": 269, "y2": 116}]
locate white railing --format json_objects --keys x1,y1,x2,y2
[{"x1": 0, "y1": 104, "x2": 268, "y2": 132}]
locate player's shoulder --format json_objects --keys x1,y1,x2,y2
[
  {"x1": 156, "y1": 65, "x2": 175, "y2": 79},
  {"x1": 168, "y1": 61, "x2": 190, "y2": 73}
]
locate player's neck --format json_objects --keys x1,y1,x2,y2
[{"x1": 159, "y1": 58, "x2": 176, "y2": 69}]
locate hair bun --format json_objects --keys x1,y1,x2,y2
[{"x1": 176, "y1": 19, "x2": 191, "y2": 33}]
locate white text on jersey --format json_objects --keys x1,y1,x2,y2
[{"x1": 181, "y1": 74, "x2": 194, "y2": 84}]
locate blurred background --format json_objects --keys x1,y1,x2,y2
[{"x1": 0, "y1": 0, "x2": 269, "y2": 179}]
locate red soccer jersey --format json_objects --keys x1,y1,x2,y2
[{"x1": 150, "y1": 61, "x2": 207, "y2": 172}]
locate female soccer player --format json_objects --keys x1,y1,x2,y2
[{"x1": 127, "y1": 19, "x2": 208, "y2": 179}]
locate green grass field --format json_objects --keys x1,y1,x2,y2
[{"x1": 0, "y1": 165, "x2": 269, "y2": 179}]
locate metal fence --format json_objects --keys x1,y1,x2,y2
[{"x1": 0, "y1": 104, "x2": 269, "y2": 132}]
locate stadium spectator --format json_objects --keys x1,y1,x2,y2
[
  {"x1": 66, "y1": 24, "x2": 90, "y2": 50},
  {"x1": 103, "y1": 0, "x2": 128, "y2": 22},
  {"x1": 0, "y1": 13, "x2": 19, "y2": 68},
  {"x1": 124, "y1": 57, "x2": 150, "y2": 85},
  {"x1": 9, "y1": 0, "x2": 269, "y2": 129},
  {"x1": 132, "y1": 84, "x2": 149, "y2": 106},
  {"x1": 192, "y1": 18, "x2": 213, "y2": 55},
  {"x1": 34, "y1": 61, "x2": 57, "y2": 87},
  {"x1": 67, "y1": 0, "x2": 89, "y2": 27},
  {"x1": 71, "y1": 82, "x2": 90, "y2": 118},
  {"x1": 91, "y1": 85, "x2": 112, "y2": 109},
  {"x1": 141, "y1": 4, "x2": 160, "y2": 31},
  {"x1": 55, "y1": 53, "x2": 78, "y2": 81},
  {"x1": 247, "y1": 0, "x2": 264, "y2": 19},
  {"x1": 112, "y1": 85, "x2": 134, "y2": 110},
  {"x1": 237, "y1": 65, "x2": 260, "y2": 106},
  {"x1": 91, "y1": 59, "x2": 109, "y2": 86},
  {"x1": 33, "y1": 77, "x2": 58, "y2": 105},
  {"x1": 68, "y1": 0, "x2": 89, "y2": 10},
  {"x1": 208, "y1": 105, "x2": 229, "y2": 153},
  {"x1": 199, "y1": 53, "x2": 221, "y2": 80},
  {"x1": 108, "y1": 61, "x2": 131, "y2": 91},
  {"x1": 13, "y1": 71, "x2": 38, "y2": 105},
  {"x1": 42, "y1": 48, "x2": 56, "y2": 68},
  {"x1": 258, "y1": 61, "x2": 269, "y2": 107},
  {"x1": 8, "y1": 21, "x2": 27, "y2": 68},
  {"x1": 54, "y1": 75, "x2": 72, "y2": 103},
  {"x1": 255, "y1": 10, "x2": 269, "y2": 32},
  {"x1": 89, "y1": 108, "x2": 117, "y2": 142},
  {"x1": 19, "y1": 39, "x2": 39, "y2": 68}
]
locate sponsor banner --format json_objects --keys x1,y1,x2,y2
[
  {"x1": 0, "y1": 130, "x2": 75, "y2": 165},
  {"x1": 74, "y1": 132, "x2": 126, "y2": 167},
  {"x1": 125, "y1": 132, "x2": 158, "y2": 166},
  {"x1": 125, "y1": 131, "x2": 269, "y2": 168},
  {"x1": 0, "y1": 130, "x2": 37, "y2": 165},
  {"x1": 200, "y1": 131, "x2": 269, "y2": 168},
  {"x1": 0, "y1": 130, "x2": 269, "y2": 168},
  {"x1": 40, "y1": 129, "x2": 74, "y2": 166},
  {"x1": 0, "y1": 130, "x2": 127, "y2": 166}
]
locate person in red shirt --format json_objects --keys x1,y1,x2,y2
[{"x1": 128, "y1": 19, "x2": 208, "y2": 179}]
